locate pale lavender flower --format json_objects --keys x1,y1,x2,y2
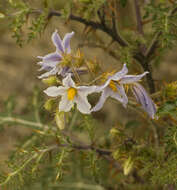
[
  {"x1": 92, "y1": 64, "x2": 156, "y2": 119},
  {"x1": 131, "y1": 83, "x2": 156, "y2": 119},
  {"x1": 37, "y1": 30, "x2": 74, "y2": 79},
  {"x1": 44, "y1": 74, "x2": 96, "y2": 114},
  {"x1": 92, "y1": 64, "x2": 129, "y2": 112}
]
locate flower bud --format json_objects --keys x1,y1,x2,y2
[
  {"x1": 165, "y1": 81, "x2": 177, "y2": 100},
  {"x1": 110, "y1": 128, "x2": 120, "y2": 138},
  {"x1": 55, "y1": 111, "x2": 65, "y2": 130},
  {"x1": 0, "y1": 13, "x2": 5, "y2": 18},
  {"x1": 44, "y1": 99, "x2": 56, "y2": 111},
  {"x1": 112, "y1": 149, "x2": 120, "y2": 160},
  {"x1": 42, "y1": 76, "x2": 59, "y2": 86},
  {"x1": 123, "y1": 157, "x2": 134, "y2": 175}
]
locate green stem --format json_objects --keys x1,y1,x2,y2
[{"x1": 0, "y1": 116, "x2": 52, "y2": 131}]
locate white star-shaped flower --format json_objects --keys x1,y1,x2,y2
[{"x1": 44, "y1": 74, "x2": 96, "y2": 114}]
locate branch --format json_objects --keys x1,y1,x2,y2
[
  {"x1": 32, "y1": 9, "x2": 128, "y2": 47},
  {"x1": 133, "y1": 0, "x2": 144, "y2": 36},
  {"x1": 0, "y1": 116, "x2": 51, "y2": 131},
  {"x1": 61, "y1": 143, "x2": 112, "y2": 156},
  {"x1": 0, "y1": 116, "x2": 111, "y2": 156}
]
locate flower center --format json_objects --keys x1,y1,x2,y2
[
  {"x1": 109, "y1": 80, "x2": 117, "y2": 92},
  {"x1": 67, "y1": 87, "x2": 77, "y2": 101}
]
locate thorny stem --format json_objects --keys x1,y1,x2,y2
[
  {"x1": 0, "y1": 116, "x2": 112, "y2": 156},
  {"x1": 134, "y1": 0, "x2": 144, "y2": 36},
  {"x1": 0, "y1": 145, "x2": 58, "y2": 186}
]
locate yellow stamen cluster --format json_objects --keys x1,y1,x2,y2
[
  {"x1": 60, "y1": 53, "x2": 72, "y2": 66},
  {"x1": 109, "y1": 80, "x2": 117, "y2": 92},
  {"x1": 67, "y1": 87, "x2": 77, "y2": 100},
  {"x1": 101, "y1": 70, "x2": 116, "y2": 83}
]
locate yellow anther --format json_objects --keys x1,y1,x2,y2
[
  {"x1": 124, "y1": 84, "x2": 129, "y2": 93},
  {"x1": 67, "y1": 87, "x2": 77, "y2": 100},
  {"x1": 101, "y1": 70, "x2": 116, "y2": 83},
  {"x1": 109, "y1": 80, "x2": 117, "y2": 92}
]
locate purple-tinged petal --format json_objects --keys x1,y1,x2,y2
[
  {"x1": 38, "y1": 52, "x2": 62, "y2": 64},
  {"x1": 37, "y1": 62, "x2": 51, "y2": 71},
  {"x1": 111, "y1": 64, "x2": 128, "y2": 81},
  {"x1": 62, "y1": 31, "x2": 74, "y2": 53},
  {"x1": 38, "y1": 67, "x2": 58, "y2": 79},
  {"x1": 91, "y1": 87, "x2": 110, "y2": 112},
  {"x1": 38, "y1": 65, "x2": 53, "y2": 72},
  {"x1": 115, "y1": 84, "x2": 128, "y2": 107},
  {"x1": 37, "y1": 61, "x2": 58, "y2": 71},
  {"x1": 51, "y1": 30, "x2": 64, "y2": 53},
  {"x1": 116, "y1": 84, "x2": 128, "y2": 106},
  {"x1": 62, "y1": 73, "x2": 76, "y2": 87},
  {"x1": 132, "y1": 83, "x2": 156, "y2": 119},
  {"x1": 120, "y1": 72, "x2": 149, "y2": 84},
  {"x1": 59, "y1": 66, "x2": 71, "y2": 77}
]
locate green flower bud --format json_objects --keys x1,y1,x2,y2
[
  {"x1": 110, "y1": 128, "x2": 120, "y2": 138},
  {"x1": 55, "y1": 111, "x2": 65, "y2": 130},
  {"x1": 42, "y1": 76, "x2": 59, "y2": 86},
  {"x1": 165, "y1": 81, "x2": 177, "y2": 100},
  {"x1": 112, "y1": 149, "x2": 120, "y2": 160},
  {"x1": 44, "y1": 99, "x2": 56, "y2": 111},
  {"x1": 123, "y1": 157, "x2": 134, "y2": 176}
]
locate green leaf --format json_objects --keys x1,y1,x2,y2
[{"x1": 157, "y1": 99, "x2": 177, "y2": 118}]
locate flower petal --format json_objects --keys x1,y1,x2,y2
[
  {"x1": 62, "y1": 31, "x2": 74, "y2": 53},
  {"x1": 91, "y1": 87, "x2": 111, "y2": 112},
  {"x1": 120, "y1": 72, "x2": 149, "y2": 84},
  {"x1": 44, "y1": 86, "x2": 67, "y2": 97},
  {"x1": 59, "y1": 66, "x2": 72, "y2": 77},
  {"x1": 116, "y1": 84, "x2": 128, "y2": 107},
  {"x1": 38, "y1": 51, "x2": 62, "y2": 64},
  {"x1": 37, "y1": 62, "x2": 53, "y2": 71},
  {"x1": 75, "y1": 93, "x2": 91, "y2": 114},
  {"x1": 38, "y1": 67, "x2": 59, "y2": 79},
  {"x1": 59, "y1": 94, "x2": 74, "y2": 112},
  {"x1": 62, "y1": 73, "x2": 76, "y2": 87},
  {"x1": 132, "y1": 83, "x2": 156, "y2": 119},
  {"x1": 51, "y1": 30, "x2": 64, "y2": 53},
  {"x1": 77, "y1": 86, "x2": 96, "y2": 95},
  {"x1": 111, "y1": 64, "x2": 128, "y2": 81},
  {"x1": 109, "y1": 89, "x2": 124, "y2": 104}
]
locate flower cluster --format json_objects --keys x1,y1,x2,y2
[{"x1": 37, "y1": 30, "x2": 157, "y2": 119}]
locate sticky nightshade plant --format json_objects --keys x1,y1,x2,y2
[
  {"x1": 92, "y1": 64, "x2": 157, "y2": 119},
  {"x1": 37, "y1": 30, "x2": 74, "y2": 79},
  {"x1": 44, "y1": 74, "x2": 96, "y2": 114}
]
